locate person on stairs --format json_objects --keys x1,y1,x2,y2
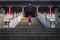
[{"x1": 28, "y1": 16, "x2": 32, "y2": 26}]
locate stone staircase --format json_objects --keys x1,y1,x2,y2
[
  {"x1": 0, "y1": 18, "x2": 60, "y2": 40},
  {"x1": 0, "y1": 28, "x2": 60, "y2": 40}
]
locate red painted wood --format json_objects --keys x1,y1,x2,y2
[{"x1": 8, "y1": 6, "x2": 11, "y2": 14}]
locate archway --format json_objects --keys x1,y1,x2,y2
[
  {"x1": 1, "y1": 6, "x2": 8, "y2": 14},
  {"x1": 11, "y1": 6, "x2": 22, "y2": 14},
  {"x1": 38, "y1": 6, "x2": 48, "y2": 13},
  {"x1": 24, "y1": 6, "x2": 36, "y2": 17}
]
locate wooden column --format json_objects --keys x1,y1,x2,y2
[
  {"x1": 8, "y1": 6, "x2": 11, "y2": 14},
  {"x1": 36, "y1": 6, "x2": 38, "y2": 16},
  {"x1": 22, "y1": 6, "x2": 24, "y2": 17},
  {"x1": 49, "y1": 6, "x2": 52, "y2": 14}
]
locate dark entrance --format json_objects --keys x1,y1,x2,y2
[{"x1": 24, "y1": 6, "x2": 36, "y2": 17}]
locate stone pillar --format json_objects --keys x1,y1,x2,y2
[
  {"x1": 0, "y1": 8, "x2": 5, "y2": 29},
  {"x1": 22, "y1": 6, "x2": 24, "y2": 17},
  {"x1": 55, "y1": 8, "x2": 60, "y2": 28},
  {"x1": 8, "y1": 6, "x2": 11, "y2": 14}
]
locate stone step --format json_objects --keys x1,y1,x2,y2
[
  {"x1": 0, "y1": 32, "x2": 60, "y2": 36},
  {"x1": 0, "y1": 18, "x2": 60, "y2": 40},
  {"x1": 0, "y1": 29, "x2": 60, "y2": 40}
]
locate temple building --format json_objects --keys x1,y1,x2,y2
[{"x1": 0, "y1": 0, "x2": 60, "y2": 40}]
